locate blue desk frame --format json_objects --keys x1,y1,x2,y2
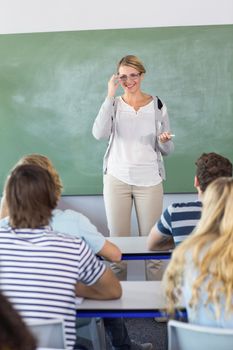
[
  {"x1": 77, "y1": 309, "x2": 187, "y2": 319},
  {"x1": 121, "y1": 252, "x2": 172, "y2": 260},
  {"x1": 108, "y1": 236, "x2": 173, "y2": 261}
]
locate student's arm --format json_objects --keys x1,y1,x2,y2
[
  {"x1": 75, "y1": 267, "x2": 122, "y2": 300},
  {"x1": 52, "y1": 210, "x2": 121, "y2": 261},
  {"x1": 147, "y1": 205, "x2": 175, "y2": 250},
  {"x1": 147, "y1": 226, "x2": 174, "y2": 251},
  {"x1": 97, "y1": 239, "x2": 122, "y2": 262}
]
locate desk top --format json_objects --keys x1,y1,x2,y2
[
  {"x1": 77, "y1": 281, "x2": 166, "y2": 311},
  {"x1": 76, "y1": 281, "x2": 185, "y2": 318},
  {"x1": 108, "y1": 236, "x2": 173, "y2": 260}
]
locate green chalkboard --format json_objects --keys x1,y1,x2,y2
[{"x1": 0, "y1": 25, "x2": 233, "y2": 194}]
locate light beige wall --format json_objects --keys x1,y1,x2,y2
[{"x1": 1, "y1": 0, "x2": 233, "y2": 34}]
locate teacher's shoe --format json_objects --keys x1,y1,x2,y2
[{"x1": 131, "y1": 340, "x2": 153, "y2": 349}]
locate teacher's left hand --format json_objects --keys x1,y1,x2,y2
[{"x1": 158, "y1": 132, "x2": 172, "y2": 143}]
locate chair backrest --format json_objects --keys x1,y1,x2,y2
[
  {"x1": 168, "y1": 320, "x2": 233, "y2": 350},
  {"x1": 28, "y1": 319, "x2": 66, "y2": 349}
]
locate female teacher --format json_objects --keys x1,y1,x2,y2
[{"x1": 92, "y1": 55, "x2": 174, "y2": 280}]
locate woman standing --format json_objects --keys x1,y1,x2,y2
[
  {"x1": 93, "y1": 55, "x2": 174, "y2": 280},
  {"x1": 163, "y1": 177, "x2": 233, "y2": 326}
]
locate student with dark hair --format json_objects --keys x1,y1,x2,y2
[
  {"x1": 0, "y1": 161, "x2": 153, "y2": 350},
  {"x1": 0, "y1": 164, "x2": 121, "y2": 350},
  {"x1": 0, "y1": 291, "x2": 37, "y2": 350},
  {"x1": 147, "y1": 152, "x2": 232, "y2": 249}
]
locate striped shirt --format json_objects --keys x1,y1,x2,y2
[
  {"x1": 156, "y1": 201, "x2": 202, "y2": 245},
  {"x1": 0, "y1": 226, "x2": 106, "y2": 350}
]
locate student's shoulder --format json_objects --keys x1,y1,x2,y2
[
  {"x1": 52, "y1": 208, "x2": 99, "y2": 233},
  {"x1": 47, "y1": 230, "x2": 95, "y2": 255},
  {"x1": 47, "y1": 228, "x2": 84, "y2": 243},
  {"x1": 0, "y1": 216, "x2": 10, "y2": 228},
  {"x1": 53, "y1": 208, "x2": 81, "y2": 219},
  {"x1": 52, "y1": 208, "x2": 88, "y2": 227}
]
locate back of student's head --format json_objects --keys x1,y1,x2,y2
[
  {"x1": 200, "y1": 176, "x2": 233, "y2": 237},
  {"x1": 16, "y1": 154, "x2": 63, "y2": 202},
  {"x1": 195, "y1": 152, "x2": 232, "y2": 192},
  {"x1": 6, "y1": 164, "x2": 57, "y2": 228}
]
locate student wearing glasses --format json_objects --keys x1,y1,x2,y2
[{"x1": 92, "y1": 55, "x2": 174, "y2": 280}]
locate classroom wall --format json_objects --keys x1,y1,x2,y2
[
  {"x1": 1, "y1": 0, "x2": 233, "y2": 34},
  {"x1": 57, "y1": 193, "x2": 197, "y2": 237},
  {"x1": 1, "y1": 0, "x2": 232, "y2": 234}
]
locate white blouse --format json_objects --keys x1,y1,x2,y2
[{"x1": 107, "y1": 97, "x2": 162, "y2": 186}]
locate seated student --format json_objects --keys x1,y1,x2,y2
[
  {"x1": 0, "y1": 157, "x2": 153, "y2": 350},
  {"x1": 0, "y1": 154, "x2": 121, "y2": 262},
  {"x1": 0, "y1": 164, "x2": 122, "y2": 350},
  {"x1": 0, "y1": 290, "x2": 37, "y2": 350},
  {"x1": 147, "y1": 152, "x2": 232, "y2": 249},
  {"x1": 163, "y1": 177, "x2": 233, "y2": 327}
]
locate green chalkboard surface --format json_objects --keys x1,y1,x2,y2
[{"x1": 0, "y1": 25, "x2": 233, "y2": 194}]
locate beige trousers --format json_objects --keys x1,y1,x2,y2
[{"x1": 104, "y1": 174, "x2": 164, "y2": 280}]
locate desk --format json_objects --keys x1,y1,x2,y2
[
  {"x1": 76, "y1": 281, "x2": 185, "y2": 318},
  {"x1": 108, "y1": 236, "x2": 173, "y2": 260}
]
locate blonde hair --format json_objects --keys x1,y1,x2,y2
[
  {"x1": 15, "y1": 154, "x2": 63, "y2": 202},
  {"x1": 0, "y1": 154, "x2": 62, "y2": 219},
  {"x1": 117, "y1": 55, "x2": 146, "y2": 74},
  {"x1": 163, "y1": 177, "x2": 233, "y2": 319}
]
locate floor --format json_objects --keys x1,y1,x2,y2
[{"x1": 77, "y1": 317, "x2": 168, "y2": 350}]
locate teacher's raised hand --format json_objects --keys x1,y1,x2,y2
[{"x1": 107, "y1": 74, "x2": 120, "y2": 97}]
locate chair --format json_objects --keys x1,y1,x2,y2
[
  {"x1": 28, "y1": 319, "x2": 66, "y2": 349},
  {"x1": 168, "y1": 319, "x2": 233, "y2": 350},
  {"x1": 76, "y1": 317, "x2": 107, "y2": 350}
]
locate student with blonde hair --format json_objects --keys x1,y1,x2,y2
[
  {"x1": 0, "y1": 153, "x2": 121, "y2": 262},
  {"x1": 163, "y1": 177, "x2": 233, "y2": 326},
  {"x1": 0, "y1": 154, "x2": 153, "y2": 350},
  {"x1": 0, "y1": 164, "x2": 121, "y2": 350}
]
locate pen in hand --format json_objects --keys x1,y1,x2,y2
[{"x1": 159, "y1": 132, "x2": 175, "y2": 143}]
